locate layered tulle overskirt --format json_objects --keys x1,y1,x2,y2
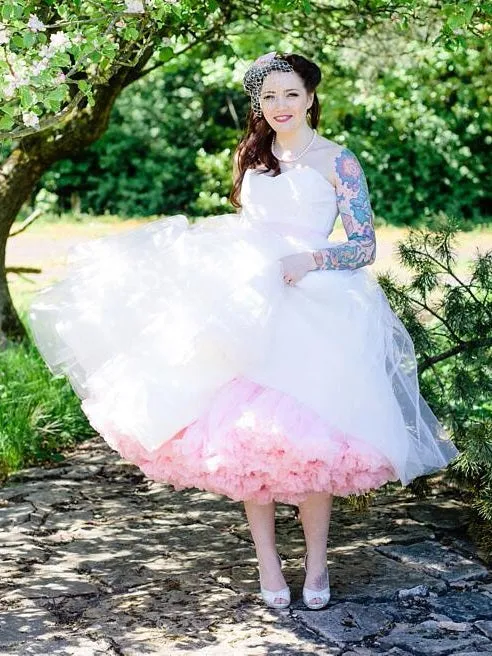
[{"x1": 28, "y1": 212, "x2": 458, "y2": 504}]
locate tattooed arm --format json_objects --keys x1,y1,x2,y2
[{"x1": 310, "y1": 148, "x2": 376, "y2": 271}]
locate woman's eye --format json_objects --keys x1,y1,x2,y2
[{"x1": 263, "y1": 93, "x2": 299, "y2": 100}]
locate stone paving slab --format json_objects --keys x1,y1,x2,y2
[
  {"x1": 376, "y1": 541, "x2": 489, "y2": 583},
  {"x1": 0, "y1": 436, "x2": 491, "y2": 655},
  {"x1": 426, "y1": 590, "x2": 492, "y2": 622},
  {"x1": 375, "y1": 620, "x2": 492, "y2": 654}
]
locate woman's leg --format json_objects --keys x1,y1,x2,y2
[
  {"x1": 298, "y1": 492, "x2": 333, "y2": 602},
  {"x1": 243, "y1": 500, "x2": 288, "y2": 601}
]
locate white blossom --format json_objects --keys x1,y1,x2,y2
[
  {"x1": 5, "y1": 71, "x2": 29, "y2": 89},
  {"x1": 22, "y1": 112, "x2": 40, "y2": 128},
  {"x1": 49, "y1": 31, "x2": 70, "y2": 50},
  {"x1": 39, "y1": 45, "x2": 54, "y2": 59},
  {"x1": 27, "y1": 14, "x2": 46, "y2": 32},
  {"x1": 124, "y1": 0, "x2": 145, "y2": 13},
  {"x1": 31, "y1": 58, "x2": 50, "y2": 75},
  {"x1": 3, "y1": 82, "x2": 16, "y2": 100},
  {"x1": 0, "y1": 25, "x2": 10, "y2": 45}
]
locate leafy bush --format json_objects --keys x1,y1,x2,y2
[
  {"x1": 26, "y1": 38, "x2": 490, "y2": 227},
  {"x1": 378, "y1": 218, "x2": 492, "y2": 560}
]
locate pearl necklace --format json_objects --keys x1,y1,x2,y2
[{"x1": 271, "y1": 128, "x2": 317, "y2": 162}]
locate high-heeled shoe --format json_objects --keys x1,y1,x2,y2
[
  {"x1": 302, "y1": 552, "x2": 330, "y2": 610},
  {"x1": 259, "y1": 554, "x2": 291, "y2": 609}
]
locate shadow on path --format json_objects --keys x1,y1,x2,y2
[{"x1": 0, "y1": 437, "x2": 491, "y2": 655}]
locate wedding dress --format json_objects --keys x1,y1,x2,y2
[{"x1": 28, "y1": 164, "x2": 459, "y2": 504}]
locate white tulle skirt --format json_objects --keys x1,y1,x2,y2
[{"x1": 28, "y1": 212, "x2": 459, "y2": 505}]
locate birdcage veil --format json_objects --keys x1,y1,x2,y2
[{"x1": 242, "y1": 51, "x2": 295, "y2": 117}]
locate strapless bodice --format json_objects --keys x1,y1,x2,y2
[{"x1": 239, "y1": 165, "x2": 339, "y2": 241}]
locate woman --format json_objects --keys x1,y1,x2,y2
[{"x1": 28, "y1": 51, "x2": 459, "y2": 612}]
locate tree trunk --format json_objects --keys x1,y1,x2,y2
[
  {"x1": 0, "y1": 56, "x2": 153, "y2": 348},
  {"x1": 70, "y1": 191, "x2": 81, "y2": 215},
  {"x1": 0, "y1": 145, "x2": 50, "y2": 346}
]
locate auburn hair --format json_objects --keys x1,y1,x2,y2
[{"x1": 229, "y1": 53, "x2": 322, "y2": 209}]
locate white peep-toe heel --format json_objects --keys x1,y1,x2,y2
[
  {"x1": 259, "y1": 554, "x2": 291, "y2": 609},
  {"x1": 302, "y1": 552, "x2": 330, "y2": 610}
]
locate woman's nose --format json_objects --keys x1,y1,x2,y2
[{"x1": 273, "y1": 97, "x2": 287, "y2": 111}]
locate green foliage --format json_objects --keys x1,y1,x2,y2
[
  {"x1": 378, "y1": 219, "x2": 492, "y2": 558},
  {"x1": 0, "y1": 0, "x2": 309, "y2": 138},
  {"x1": 0, "y1": 0, "x2": 215, "y2": 134},
  {"x1": 0, "y1": 330, "x2": 97, "y2": 481},
  {"x1": 188, "y1": 147, "x2": 235, "y2": 215},
  {"x1": 319, "y1": 37, "x2": 491, "y2": 226},
  {"x1": 36, "y1": 44, "x2": 242, "y2": 218},
  {"x1": 25, "y1": 21, "x2": 490, "y2": 225}
]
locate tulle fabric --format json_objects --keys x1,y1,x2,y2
[
  {"x1": 83, "y1": 375, "x2": 397, "y2": 505},
  {"x1": 28, "y1": 166, "x2": 459, "y2": 503},
  {"x1": 28, "y1": 213, "x2": 291, "y2": 445}
]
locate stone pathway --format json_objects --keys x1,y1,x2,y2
[{"x1": 0, "y1": 437, "x2": 491, "y2": 655}]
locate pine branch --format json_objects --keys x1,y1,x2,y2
[
  {"x1": 418, "y1": 337, "x2": 492, "y2": 374},
  {"x1": 402, "y1": 245, "x2": 488, "y2": 314}
]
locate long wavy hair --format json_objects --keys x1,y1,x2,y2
[{"x1": 229, "y1": 53, "x2": 322, "y2": 209}]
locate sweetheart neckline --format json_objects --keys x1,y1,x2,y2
[{"x1": 246, "y1": 165, "x2": 337, "y2": 194}]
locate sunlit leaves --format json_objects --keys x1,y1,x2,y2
[
  {"x1": 158, "y1": 46, "x2": 174, "y2": 61},
  {"x1": 0, "y1": 0, "x2": 489, "y2": 138},
  {"x1": 0, "y1": 0, "x2": 231, "y2": 136}
]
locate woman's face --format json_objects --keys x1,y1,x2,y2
[{"x1": 259, "y1": 70, "x2": 313, "y2": 132}]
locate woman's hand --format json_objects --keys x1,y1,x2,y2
[{"x1": 279, "y1": 252, "x2": 317, "y2": 286}]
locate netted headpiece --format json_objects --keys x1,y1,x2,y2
[{"x1": 243, "y1": 51, "x2": 294, "y2": 118}]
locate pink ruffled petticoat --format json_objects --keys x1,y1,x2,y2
[{"x1": 84, "y1": 375, "x2": 397, "y2": 505}]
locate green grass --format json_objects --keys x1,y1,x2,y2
[{"x1": 0, "y1": 323, "x2": 97, "y2": 482}]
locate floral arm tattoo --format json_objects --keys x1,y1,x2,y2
[{"x1": 311, "y1": 148, "x2": 376, "y2": 270}]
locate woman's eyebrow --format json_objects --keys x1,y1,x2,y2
[{"x1": 261, "y1": 88, "x2": 300, "y2": 95}]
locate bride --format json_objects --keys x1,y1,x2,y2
[{"x1": 28, "y1": 51, "x2": 459, "y2": 612}]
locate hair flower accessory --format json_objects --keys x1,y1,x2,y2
[
  {"x1": 254, "y1": 51, "x2": 277, "y2": 65},
  {"x1": 243, "y1": 51, "x2": 294, "y2": 118}
]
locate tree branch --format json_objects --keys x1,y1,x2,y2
[
  {"x1": 0, "y1": 92, "x2": 86, "y2": 142},
  {"x1": 122, "y1": 21, "x2": 228, "y2": 87},
  {"x1": 405, "y1": 246, "x2": 486, "y2": 312},
  {"x1": 8, "y1": 209, "x2": 43, "y2": 237},
  {"x1": 6, "y1": 266, "x2": 41, "y2": 275},
  {"x1": 418, "y1": 337, "x2": 492, "y2": 374},
  {"x1": 407, "y1": 294, "x2": 464, "y2": 344}
]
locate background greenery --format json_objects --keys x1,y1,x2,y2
[{"x1": 17, "y1": 31, "x2": 490, "y2": 229}]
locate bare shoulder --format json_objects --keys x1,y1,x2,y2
[
  {"x1": 309, "y1": 136, "x2": 363, "y2": 186},
  {"x1": 309, "y1": 136, "x2": 345, "y2": 186},
  {"x1": 313, "y1": 134, "x2": 342, "y2": 153}
]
